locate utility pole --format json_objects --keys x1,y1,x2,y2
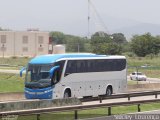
[
  {"x1": 88, "y1": 0, "x2": 90, "y2": 39},
  {"x1": 2, "y1": 44, "x2": 4, "y2": 58},
  {"x1": 136, "y1": 66, "x2": 139, "y2": 85},
  {"x1": 77, "y1": 44, "x2": 80, "y2": 53}
]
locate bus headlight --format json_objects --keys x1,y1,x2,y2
[{"x1": 44, "y1": 89, "x2": 52, "y2": 93}]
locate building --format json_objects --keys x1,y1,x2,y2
[{"x1": 0, "y1": 31, "x2": 50, "y2": 57}]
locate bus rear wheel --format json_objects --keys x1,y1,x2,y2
[{"x1": 106, "y1": 86, "x2": 112, "y2": 96}]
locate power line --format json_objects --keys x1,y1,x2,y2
[
  {"x1": 87, "y1": 0, "x2": 110, "y2": 37},
  {"x1": 88, "y1": 0, "x2": 91, "y2": 38}
]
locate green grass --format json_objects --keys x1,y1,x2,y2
[
  {"x1": 1, "y1": 102, "x2": 160, "y2": 120},
  {"x1": 0, "y1": 66, "x2": 19, "y2": 70},
  {"x1": 0, "y1": 73, "x2": 24, "y2": 92},
  {"x1": 127, "y1": 80, "x2": 138, "y2": 85},
  {"x1": 6, "y1": 103, "x2": 159, "y2": 120},
  {"x1": 127, "y1": 56, "x2": 160, "y2": 78},
  {"x1": 128, "y1": 68, "x2": 160, "y2": 78},
  {"x1": 127, "y1": 56, "x2": 160, "y2": 67},
  {"x1": 0, "y1": 57, "x2": 31, "y2": 68}
]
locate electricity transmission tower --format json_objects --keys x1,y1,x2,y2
[{"x1": 87, "y1": 0, "x2": 109, "y2": 38}]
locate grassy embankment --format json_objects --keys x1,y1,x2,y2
[
  {"x1": 127, "y1": 56, "x2": 160, "y2": 85},
  {"x1": 0, "y1": 57, "x2": 29, "y2": 92},
  {"x1": 0, "y1": 73, "x2": 24, "y2": 92},
  {"x1": 7, "y1": 103, "x2": 160, "y2": 120},
  {"x1": 0, "y1": 57, "x2": 31, "y2": 70},
  {"x1": 127, "y1": 56, "x2": 160, "y2": 78}
]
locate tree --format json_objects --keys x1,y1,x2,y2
[
  {"x1": 130, "y1": 33, "x2": 160, "y2": 57},
  {"x1": 90, "y1": 32, "x2": 123, "y2": 55},
  {"x1": 105, "y1": 43, "x2": 122, "y2": 55},
  {"x1": 65, "y1": 35, "x2": 85, "y2": 52},
  {"x1": 153, "y1": 36, "x2": 160, "y2": 55},
  {"x1": 49, "y1": 31, "x2": 66, "y2": 44},
  {"x1": 91, "y1": 32, "x2": 111, "y2": 54},
  {"x1": 92, "y1": 31, "x2": 110, "y2": 38},
  {"x1": 49, "y1": 31, "x2": 88, "y2": 52},
  {"x1": 111, "y1": 33, "x2": 127, "y2": 44}
]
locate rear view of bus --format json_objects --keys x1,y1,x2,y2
[{"x1": 20, "y1": 53, "x2": 127, "y2": 99}]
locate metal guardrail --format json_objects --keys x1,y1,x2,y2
[
  {"x1": 1, "y1": 99, "x2": 160, "y2": 120},
  {"x1": 80, "y1": 90, "x2": 160, "y2": 103}
]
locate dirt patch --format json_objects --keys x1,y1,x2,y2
[
  {"x1": 0, "y1": 92, "x2": 24, "y2": 101},
  {"x1": 128, "y1": 83, "x2": 160, "y2": 92}
]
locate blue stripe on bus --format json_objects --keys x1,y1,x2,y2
[{"x1": 29, "y1": 53, "x2": 106, "y2": 64}]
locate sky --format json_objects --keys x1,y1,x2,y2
[{"x1": 0, "y1": 0, "x2": 160, "y2": 36}]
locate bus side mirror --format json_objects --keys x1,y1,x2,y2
[
  {"x1": 20, "y1": 67, "x2": 26, "y2": 77},
  {"x1": 49, "y1": 66, "x2": 60, "y2": 79}
]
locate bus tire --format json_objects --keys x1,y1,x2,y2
[
  {"x1": 63, "y1": 89, "x2": 71, "y2": 98},
  {"x1": 106, "y1": 86, "x2": 112, "y2": 96}
]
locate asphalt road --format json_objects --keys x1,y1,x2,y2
[{"x1": 127, "y1": 76, "x2": 160, "y2": 83}]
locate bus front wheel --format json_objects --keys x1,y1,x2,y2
[{"x1": 63, "y1": 89, "x2": 71, "y2": 98}]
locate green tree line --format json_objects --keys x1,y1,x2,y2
[{"x1": 50, "y1": 31, "x2": 160, "y2": 57}]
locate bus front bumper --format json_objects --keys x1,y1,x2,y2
[{"x1": 25, "y1": 87, "x2": 53, "y2": 99}]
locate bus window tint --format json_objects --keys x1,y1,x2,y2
[
  {"x1": 106, "y1": 59, "x2": 112, "y2": 71},
  {"x1": 115, "y1": 59, "x2": 126, "y2": 71},
  {"x1": 86, "y1": 60, "x2": 95, "y2": 72},
  {"x1": 65, "y1": 60, "x2": 77, "y2": 74},
  {"x1": 76, "y1": 61, "x2": 86, "y2": 73},
  {"x1": 65, "y1": 59, "x2": 126, "y2": 75}
]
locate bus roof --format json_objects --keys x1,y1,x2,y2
[{"x1": 29, "y1": 53, "x2": 124, "y2": 64}]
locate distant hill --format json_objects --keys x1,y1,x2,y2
[
  {"x1": 112, "y1": 23, "x2": 160, "y2": 40},
  {"x1": 93, "y1": 15, "x2": 160, "y2": 40}
]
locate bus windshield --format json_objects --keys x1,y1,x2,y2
[{"x1": 25, "y1": 64, "x2": 53, "y2": 88}]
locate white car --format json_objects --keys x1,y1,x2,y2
[{"x1": 130, "y1": 72, "x2": 147, "y2": 81}]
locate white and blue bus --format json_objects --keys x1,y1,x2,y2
[{"x1": 20, "y1": 53, "x2": 127, "y2": 99}]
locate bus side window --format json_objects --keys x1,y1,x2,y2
[
  {"x1": 76, "y1": 60, "x2": 86, "y2": 73},
  {"x1": 100, "y1": 60, "x2": 106, "y2": 71},
  {"x1": 88, "y1": 60, "x2": 96, "y2": 72},
  {"x1": 107, "y1": 59, "x2": 114, "y2": 71},
  {"x1": 65, "y1": 60, "x2": 76, "y2": 76},
  {"x1": 95, "y1": 60, "x2": 101, "y2": 72},
  {"x1": 117, "y1": 59, "x2": 126, "y2": 71},
  {"x1": 86, "y1": 60, "x2": 90, "y2": 72}
]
